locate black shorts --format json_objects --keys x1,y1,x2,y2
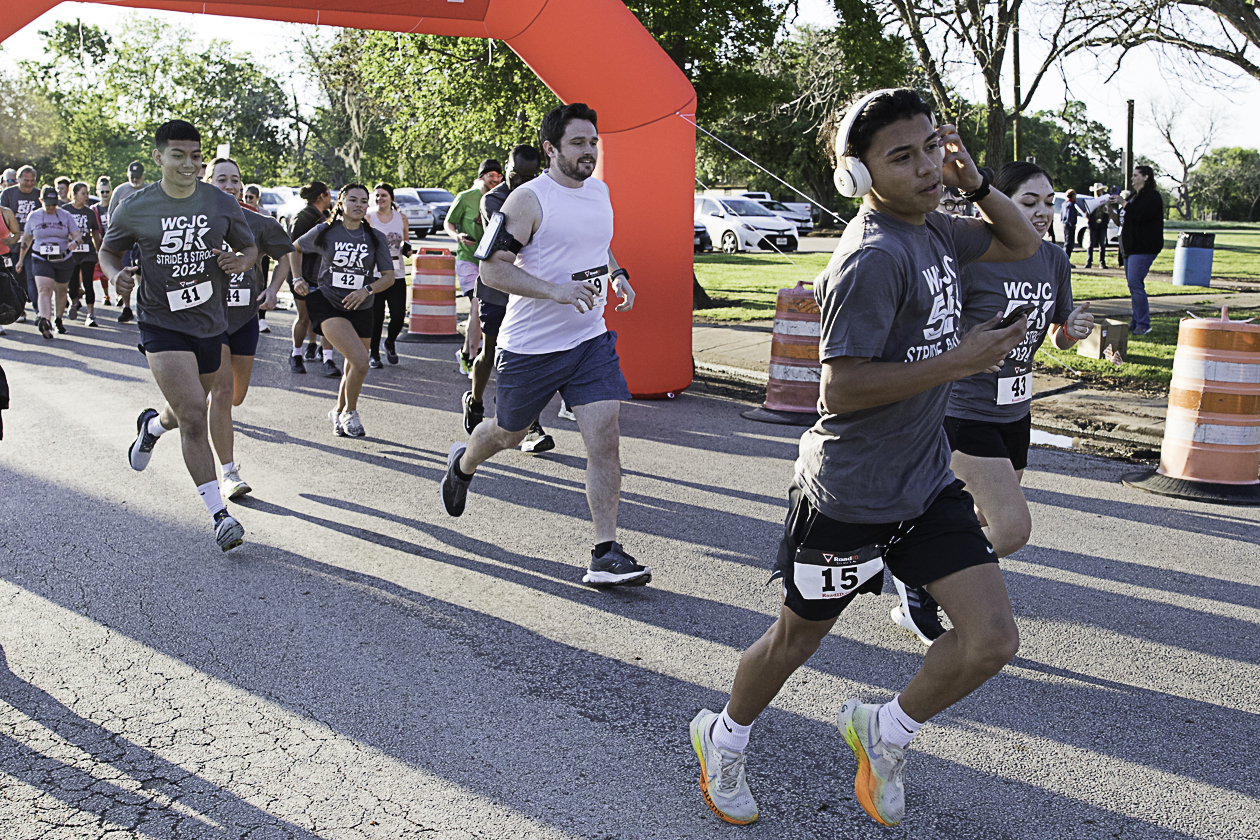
[
  {"x1": 305, "y1": 289, "x2": 373, "y2": 339},
  {"x1": 224, "y1": 315, "x2": 260, "y2": 357},
  {"x1": 139, "y1": 324, "x2": 226, "y2": 375},
  {"x1": 944, "y1": 413, "x2": 1032, "y2": 471},
  {"x1": 479, "y1": 300, "x2": 506, "y2": 337},
  {"x1": 772, "y1": 481, "x2": 995, "y2": 622},
  {"x1": 32, "y1": 256, "x2": 75, "y2": 284}
]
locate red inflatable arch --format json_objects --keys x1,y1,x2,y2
[{"x1": 3, "y1": 0, "x2": 697, "y2": 397}]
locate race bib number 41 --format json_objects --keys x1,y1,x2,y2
[
  {"x1": 167, "y1": 281, "x2": 213, "y2": 312},
  {"x1": 792, "y1": 546, "x2": 884, "y2": 600}
]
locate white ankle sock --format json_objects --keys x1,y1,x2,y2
[
  {"x1": 322, "y1": 349, "x2": 334, "y2": 362},
  {"x1": 197, "y1": 480, "x2": 226, "y2": 516},
  {"x1": 710, "y1": 704, "x2": 752, "y2": 754},
  {"x1": 221, "y1": 461, "x2": 235, "y2": 477},
  {"x1": 147, "y1": 416, "x2": 169, "y2": 437},
  {"x1": 877, "y1": 696, "x2": 923, "y2": 749},
  {"x1": 291, "y1": 345, "x2": 303, "y2": 357}
]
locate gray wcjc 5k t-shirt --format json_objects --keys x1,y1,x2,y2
[
  {"x1": 102, "y1": 181, "x2": 255, "y2": 339},
  {"x1": 795, "y1": 207, "x2": 992, "y2": 524},
  {"x1": 226, "y1": 207, "x2": 294, "y2": 334},
  {"x1": 295, "y1": 221, "x2": 393, "y2": 312}
]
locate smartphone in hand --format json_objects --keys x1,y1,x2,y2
[{"x1": 995, "y1": 302, "x2": 1036, "y2": 330}]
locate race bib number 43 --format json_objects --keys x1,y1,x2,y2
[
  {"x1": 792, "y1": 546, "x2": 884, "y2": 600},
  {"x1": 167, "y1": 281, "x2": 213, "y2": 312},
  {"x1": 997, "y1": 372, "x2": 1031, "y2": 405}
]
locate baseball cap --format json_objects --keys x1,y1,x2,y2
[
  {"x1": 41, "y1": 186, "x2": 59, "y2": 203},
  {"x1": 477, "y1": 159, "x2": 503, "y2": 178},
  {"x1": 128, "y1": 161, "x2": 145, "y2": 178}
]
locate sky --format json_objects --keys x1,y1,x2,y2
[{"x1": 4, "y1": 0, "x2": 1258, "y2": 187}]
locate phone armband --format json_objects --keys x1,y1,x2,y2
[{"x1": 473, "y1": 212, "x2": 524, "y2": 261}]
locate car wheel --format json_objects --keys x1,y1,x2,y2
[
  {"x1": 1077, "y1": 228, "x2": 1087, "y2": 247},
  {"x1": 721, "y1": 231, "x2": 739, "y2": 254},
  {"x1": 416, "y1": 228, "x2": 429, "y2": 239}
]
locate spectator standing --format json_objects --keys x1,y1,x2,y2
[
  {"x1": 1084, "y1": 182, "x2": 1115, "y2": 269},
  {"x1": 1120, "y1": 165, "x2": 1163, "y2": 336},
  {"x1": 445, "y1": 159, "x2": 503, "y2": 376},
  {"x1": 1060, "y1": 189, "x2": 1082, "y2": 256}
]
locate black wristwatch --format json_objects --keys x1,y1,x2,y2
[
  {"x1": 611, "y1": 267, "x2": 629, "y2": 283},
  {"x1": 959, "y1": 171, "x2": 991, "y2": 202}
]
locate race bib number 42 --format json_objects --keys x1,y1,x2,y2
[
  {"x1": 792, "y1": 546, "x2": 884, "y2": 600},
  {"x1": 332, "y1": 271, "x2": 365, "y2": 290},
  {"x1": 571, "y1": 265, "x2": 609, "y2": 308},
  {"x1": 167, "y1": 281, "x2": 213, "y2": 312}
]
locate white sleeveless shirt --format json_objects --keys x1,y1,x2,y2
[
  {"x1": 497, "y1": 174, "x2": 614, "y2": 355},
  {"x1": 367, "y1": 207, "x2": 407, "y2": 276}
]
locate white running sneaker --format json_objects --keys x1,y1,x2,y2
[
  {"x1": 213, "y1": 510, "x2": 245, "y2": 552},
  {"x1": 328, "y1": 409, "x2": 345, "y2": 437},
  {"x1": 221, "y1": 468, "x2": 252, "y2": 500},
  {"x1": 891, "y1": 577, "x2": 947, "y2": 646},
  {"x1": 340, "y1": 409, "x2": 365, "y2": 437},
  {"x1": 557, "y1": 401, "x2": 576, "y2": 422},
  {"x1": 689, "y1": 709, "x2": 758, "y2": 825},
  {"x1": 128, "y1": 408, "x2": 161, "y2": 471}
]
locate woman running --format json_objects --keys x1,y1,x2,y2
[
  {"x1": 291, "y1": 184, "x2": 395, "y2": 437},
  {"x1": 890, "y1": 161, "x2": 1095, "y2": 646},
  {"x1": 243, "y1": 184, "x2": 272, "y2": 333},
  {"x1": 93, "y1": 177, "x2": 113, "y2": 304},
  {"x1": 204, "y1": 158, "x2": 294, "y2": 498},
  {"x1": 287, "y1": 181, "x2": 334, "y2": 375},
  {"x1": 64, "y1": 182, "x2": 104, "y2": 327},
  {"x1": 17, "y1": 186, "x2": 82, "y2": 339},
  {"x1": 366, "y1": 182, "x2": 410, "y2": 368}
]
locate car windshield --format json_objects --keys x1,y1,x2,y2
[
  {"x1": 416, "y1": 189, "x2": 455, "y2": 203},
  {"x1": 394, "y1": 192, "x2": 422, "y2": 206},
  {"x1": 721, "y1": 199, "x2": 776, "y2": 217},
  {"x1": 260, "y1": 192, "x2": 285, "y2": 205},
  {"x1": 760, "y1": 201, "x2": 790, "y2": 211}
]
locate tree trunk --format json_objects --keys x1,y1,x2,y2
[{"x1": 985, "y1": 100, "x2": 1008, "y2": 170}]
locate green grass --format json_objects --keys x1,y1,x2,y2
[
  {"x1": 1154, "y1": 221, "x2": 1260, "y2": 279},
  {"x1": 693, "y1": 252, "x2": 833, "y2": 321},
  {"x1": 1066, "y1": 274, "x2": 1217, "y2": 301}
]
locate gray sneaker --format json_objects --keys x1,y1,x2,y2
[
  {"x1": 441, "y1": 442, "x2": 472, "y2": 516},
  {"x1": 689, "y1": 709, "x2": 758, "y2": 825},
  {"x1": 328, "y1": 409, "x2": 345, "y2": 437},
  {"x1": 582, "y1": 542, "x2": 651, "y2": 587},
  {"x1": 213, "y1": 510, "x2": 245, "y2": 552},
  {"x1": 837, "y1": 698, "x2": 907, "y2": 827},
  {"x1": 340, "y1": 409, "x2": 366, "y2": 437},
  {"x1": 128, "y1": 408, "x2": 161, "y2": 471}
]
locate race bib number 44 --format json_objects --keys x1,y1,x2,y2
[
  {"x1": 167, "y1": 281, "x2": 213, "y2": 312},
  {"x1": 792, "y1": 546, "x2": 884, "y2": 600},
  {"x1": 227, "y1": 286, "x2": 252, "y2": 307}
]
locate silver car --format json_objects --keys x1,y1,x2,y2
[
  {"x1": 394, "y1": 188, "x2": 436, "y2": 237},
  {"x1": 414, "y1": 188, "x2": 456, "y2": 228}
]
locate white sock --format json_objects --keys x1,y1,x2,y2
[
  {"x1": 291, "y1": 345, "x2": 303, "y2": 357},
  {"x1": 221, "y1": 461, "x2": 235, "y2": 477},
  {"x1": 877, "y1": 696, "x2": 923, "y2": 750},
  {"x1": 322, "y1": 349, "x2": 334, "y2": 362},
  {"x1": 197, "y1": 480, "x2": 226, "y2": 517},
  {"x1": 709, "y1": 704, "x2": 752, "y2": 754},
  {"x1": 147, "y1": 416, "x2": 169, "y2": 437}
]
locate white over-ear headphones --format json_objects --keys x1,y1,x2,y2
[{"x1": 833, "y1": 89, "x2": 897, "y2": 198}]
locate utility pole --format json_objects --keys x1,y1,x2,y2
[
  {"x1": 1012, "y1": 9, "x2": 1021, "y2": 163},
  {"x1": 1125, "y1": 99, "x2": 1135, "y2": 183}
]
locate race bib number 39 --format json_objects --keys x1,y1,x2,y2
[
  {"x1": 332, "y1": 271, "x2": 364, "y2": 290},
  {"x1": 792, "y1": 547, "x2": 884, "y2": 600},
  {"x1": 997, "y1": 372, "x2": 1031, "y2": 405},
  {"x1": 571, "y1": 265, "x2": 609, "y2": 308},
  {"x1": 227, "y1": 287, "x2": 251, "y2": 307},
  {"x1": 167, "y1": 281, "x2": 213, "y2": 312}
]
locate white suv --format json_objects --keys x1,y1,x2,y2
[{"x1": 694, "y1": 196, "x2": 799, "y2": 254}]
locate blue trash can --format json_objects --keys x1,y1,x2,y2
[{"x1": 1172, "y1": 231, "x2": 1215, "y2": 287}]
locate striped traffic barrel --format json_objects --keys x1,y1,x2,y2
[
  {"x1": 1122, "y1": 308, "x2": 1260, "y2": 504},
  {"x1": 400, "y1": 247, "x2": 461, "y2": 343},
  {"x1": 741, "y1": 280, "x2": 821, "y2": 426}
]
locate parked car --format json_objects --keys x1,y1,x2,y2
[
  {"x1": 694, "y1": 196, "x2": 798, "y2": 254},
  {"x1": 1052, "y1": 191, "x2": 1119, "y2": 248},
  {"x1": 394, "y1": 188, "x2": 435, "y2": 236},
  {"x1": 256, "y1": 187, "x2": 292, "y2": 219},
  {"x1": 753, "y1": 198, "x2": 813, "y2": 234},
  {"x1": 414, "y1": 188, "x2": 456, "y2": 228},
  {"x1": 694, "y1": 220, "x2": 712, "y2": 253}
]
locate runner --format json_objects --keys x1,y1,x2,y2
[
  {"x1": 100, "y1": 120, "x2": 257, "y2": 552},
  {"x1": 204, "y1": 158, "x2": 294, "y2": 498},
  {"x1": 889, "y1": 161, "x2": 1095, "y2": 646},
  {"x1": 366, "y1": 182, "x2": 409, "y2": 369},
  {"x1": 1, "y1": 165, "x2": 42, "y2": 315},
  {"x1": 93, "y1": 178, "x2": 114, "y2": 305},
  {"x1": 64, "y1": 182, "x2": 105, "y2": 328},
  {"x1": 108, "y1": 160, "x2": 148, "y2": 323},
  {"x1": 686, "y1": 88, "x2": 1041, "y2": 828},
  {"x1": 465, "y1": 144, "x2": 555, "y2": 453},
  {"x1": 445, "y1": 159, "x2": 502, "y2": 376},
  {"x1": 0, "y1": 203, "x2": 18, "y2": 336},
  {"x1": 290, "y1": 184, "x2": 394, "y2": 437},
  {"x1": 54, "y1": 176, "x2": 72, "y2": 206},
  {"x1": 242, "y1": 184, "x2": 272, "y2": 333},
  {"x1": 440, "y1": 103, "x2": 646, "y2": 588},
  {"x1": 17, "y1": 186, "x2": 82, "y2": 339},
  {"x1": 286, "y1": 181, "x2": 336, "y2": 376}
]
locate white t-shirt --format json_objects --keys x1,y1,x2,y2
[
  {"x1": 497, "y1": 174, "x2": 614, "y2": 355},
  {"x1": 367, "y1": 207, "x2": 407, "y2": 276}
]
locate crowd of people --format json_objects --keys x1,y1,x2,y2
[{"x1": 0, "y1": 89, "x2": 1142, "y2": 831}]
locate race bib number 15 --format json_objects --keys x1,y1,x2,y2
[
  {"x1": 792, "y1": 547, "x2": 884, "y2": 600},
  {"x1": 167, "y1": 281, "x2": 213, "y2": 312}
]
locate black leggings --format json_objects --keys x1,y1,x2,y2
[
  {"x1": 371, "y1": 279, "x2": 407, "y2": 356},
  {"x1": 69, "y1": 262, "x2": 96, "y2": 305}
]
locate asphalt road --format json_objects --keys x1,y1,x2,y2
[{"x1": 1, "y1": 311, "x2": 1257, "y2": 840}]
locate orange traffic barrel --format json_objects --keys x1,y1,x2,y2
[
  {"x1": 741, "y1": 280, "x2": 821, "y2": 426},
  {"x1": 1123, "y1": 307, "x2": 1260, "y2": 504},
  {"x1": 399, "y1": 247, "x2": 461, "y2": 343}
]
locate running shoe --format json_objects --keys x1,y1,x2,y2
[
  {"x1": 213, "y1": 509, "x2": 245, "y2": 552},
  {"x1": 689, "y1": 709, "x2": 758, "y2": 825},
  {"x1": 128, "y1": 408, "x2": 161, "y2": 471},
  {"x1": 68, "y1": 300, "x2": 81, "y2": 320},
  {"x1": 37, "y1": 317, "x2": 54, "y2": 340},
  {"x1": 369, "y1": 355, "x2": 384, "y2": 370},
  {"x1": 891, "y1": 577, "x2": 946, "y2": 646},
  {"x1": 16, "y1": 313, "x2": 27, "y2": 323},
  {"x1": 519, "y1": 419, "x2": 555, "y2": 454},
  {"x1": 221, "y1": 468, "x2": 252, "y2": 500},
  {"x1": 85, "y1": 314, "x2": 98, "y2": 327},
  {"x1": 462, "y1": 390, "x2": 484, "y2": 435},
  {"x1": 258, "y1": 320, "x2": 270, "y2": 333},
  {"x1": 321, "y1": 359, "x2": 341, "y2": 378},
  {"x1": 441, "y1": 442, "x2": 472, "y2": 516},
  {"x1": 582, "y1": 542, "x2": 651, "y2": 587},
  {"x1": 385, "y1": 338, "x2": 399, "y2": 365},
  {"x1": 0, "y1": 325, "x2": 6, "y2": 336},
  {"x1": 328, "y1": 409, "x2": 345, "y2": 437},
  {"x1": 102, "y1": 296, "x2": 113, "y2": 306},
  {"x1": 837, "y1": 698, "x2": 907, "y2": 827},
  {"x1": 304, "y1": 342, "x2": 319, "y2": 361},
  {"x1": 456, "y1": 348, "x2": 474, "y2": 376},
  {"x1": 340, "y1": 409, "x2": 366, "y2": 437},
  {"x1": 117, "y1": 306, "x2": 133, "y2": 323},
  {"x1": 557, "y1": 402, "x2": 576, "y2": 422},
  {"x1": 289, "y1": 354, "x2": 306, "y2": 374},
  {"x1": 55, "y1": 317, "x2": 67, "y2": 334}
]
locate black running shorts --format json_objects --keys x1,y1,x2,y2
[
  {"x1": 944, "y1": 413, "x2": 1032, "y2": 471},
  {"x1": 772, "y1": 481, "x2": 996, "y2": 623},
  {"x1": 139, "y1": 324, "x2": 225, "y2": 375},
  {"x1": 305, "y1": 289, "x2": 374, "y2": 339}
]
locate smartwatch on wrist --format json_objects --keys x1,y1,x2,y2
[{"x1": 959, "y1": 171, "x2": 991, "y2": 203}]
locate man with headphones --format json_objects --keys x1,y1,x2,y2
[{"x1": 689, "y1": 89, "x2": 1042, "y2": 828}]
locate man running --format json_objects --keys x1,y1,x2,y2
[
  {"x1": 1, "y1": 165, "x2": 42, "y2": 315},
  {"x1": 100, "y1": 120, "x2": 257, "y2": 551},
  {"x1": 440, "y1": 103, "x2": 645, "y2": 588},
  {"x1": 687, "y1": 88, "x2": 1041, "y2": 828},
  {"x1": 445, "y1": 159, "x2": 501, "y2": 376},
  {"x1": 462, "y1": 144, "x2": 555, "y2": 454},
  {"x1": 108, "y1": 160, "x2": 148, "y2": 323}
]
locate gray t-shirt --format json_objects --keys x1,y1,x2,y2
[
  {"x1": 107, "y1": 182, "x2": 143, "y2": 221},
  {"x1": 795, "y1": 207, "x2": 993, "y2": 524},
  {"x1": 1, "y1": 186, "x2": 41, "y2": 230},
  {"x1": 102, "y1": 181, "x2": 255, "y2": 338},
  {"x1": 25, "y1": 207, "x2": 77, "y2": 263},
  {"x1": 947, "y1": 241, "x2": 1075, "y2": 422},
  {"x1": 227, "y1": 207, "x2": 294, "y2": 334},
  {"x1": 64, "y1": 204, "x2": 102, "y2": 264},
  {"x1": 295, "y1": 221, "x2": 392, "y2": 312}
]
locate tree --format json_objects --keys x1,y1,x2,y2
[
  {"x1": 1189, "y1": 147, "x2": 1260, "y2": 220},
  {"x1": 1095, "y1": 1, "x2": 1260, "y2": 83},
  {"x1": 1148, "y1": 101, "x2": 1219, "y2": 218},
  {"x1": 0, "y1": 68, "x2": 62, "y2": 173}
]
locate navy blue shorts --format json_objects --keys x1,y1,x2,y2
[
  {"x1": 139, "y1": 323, "x2": 226, "y2": 375},
  {"x1": 494, "y1": 330, "x2": 631, "y2": 432},
  {"x1": 479, "y1": 300, "x2": 506, "y2": 337},
  {"x1": 224, "y1": 315, "x2": 261, "y2": 357},
  {"x1": 32, "y1": 256, "x2": 75, "y2": 284}
]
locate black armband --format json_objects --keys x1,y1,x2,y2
[
  {"x1": 473, "y1": 212, "x2": 525, "y2": 261},
  {"x1": 611, "y1": 267, "x2": 629, "y2": 284},
  {"x1": 959, "y1": 171, "x2": 991, "y2": 202}
]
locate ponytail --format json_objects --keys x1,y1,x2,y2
[{"x1": 314, "y1": 183, "x2": 384, "y2": 254}]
